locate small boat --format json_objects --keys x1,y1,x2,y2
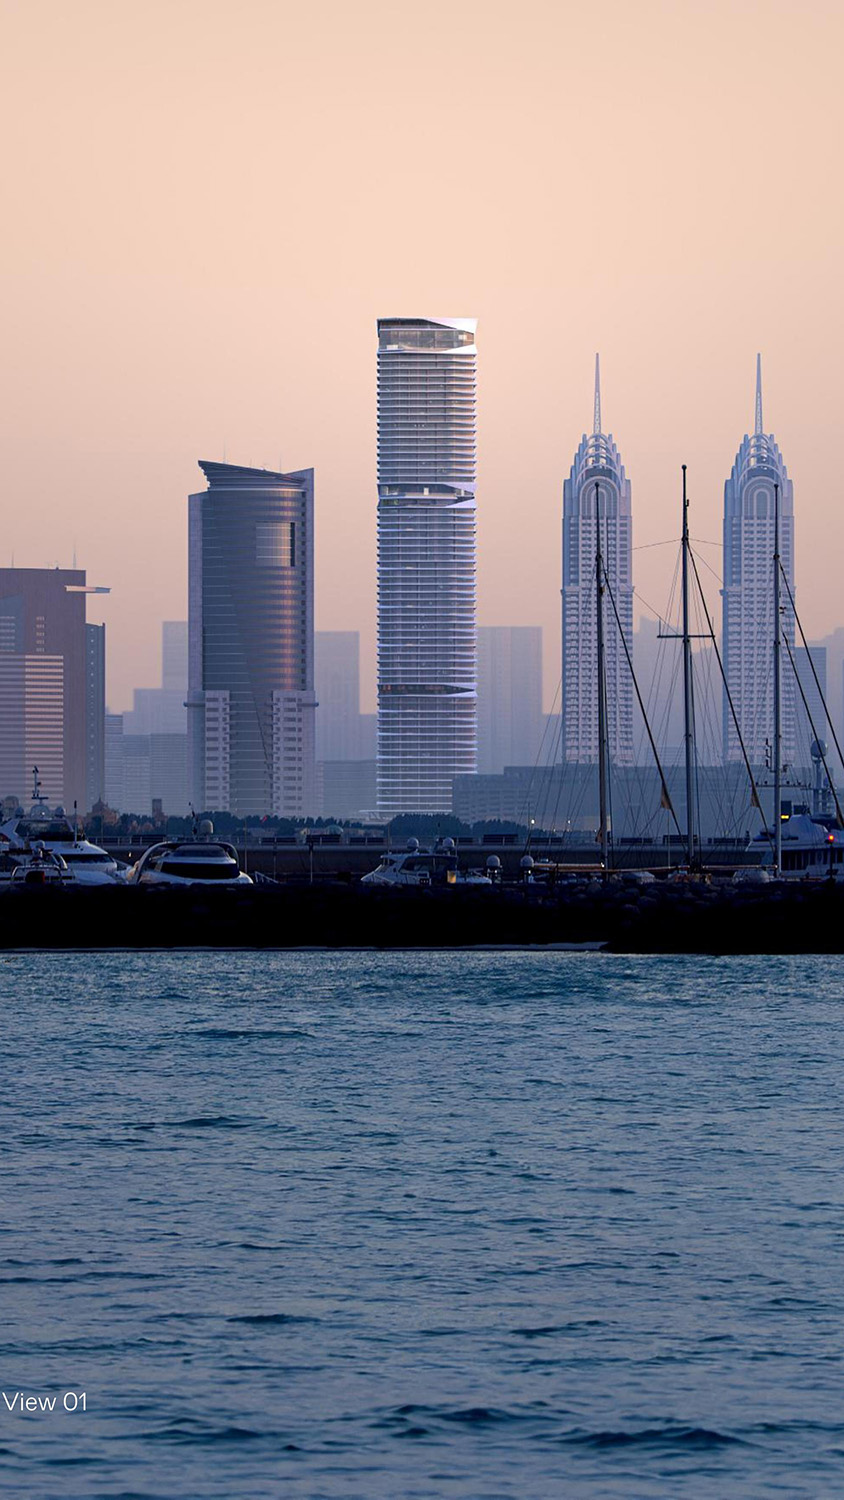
[
  {"x1": 127, "y1": 821, "x2": 252, "y2": 887},
  {"x1": 361, "y1": 838, "x2": 493, "y2": 888},
  {"x1": 0, "y1": 843, "x2": 71, "y2": 889}
]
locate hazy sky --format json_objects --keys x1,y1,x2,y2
[{"x1": 2, "y1": 0, "x2": 842, "y2": 710}]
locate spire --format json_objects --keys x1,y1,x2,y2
[
  {"x1": 593, "y1": 353, "x2": 602, "y2": 435},
  {"x1": 755, "y1": 352, "x2": 763, "y2": 436}
]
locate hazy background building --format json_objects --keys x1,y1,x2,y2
[
  {"x1": 316, "y1": 631, "x2": 361, "y2": 761},
  {"x1": 187, "y1": 461, "x2": 316, "y2": 818},
  {"x1": 562, "y1": 358, "x2": 634, "y2": 765},
  {"x1": 793, "y1": 644, "x2": 827, "y2": 772},
  {"x1": 103, "y1": 622, "x2": 188, "y2": 816},
  {"x1": 376, "y1": 317, "x2": 478, "y2": 815},
  {"x1": 477, "y1": 626, "x2": 543, "y2": 774},
  {"x1": 315, "y1": 630, "x2": 377, "y2": 816},
  {"x1": 723, "y1": 357, "x2": 797, "y2": 766}
]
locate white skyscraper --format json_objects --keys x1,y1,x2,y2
[
  {"x1": 376, "y1": 318, "x2": 478, "y2": 815},
  {"x1": 722, "y1": 357, "x2": 796, "y2": 766},
  {"x1": 561, "y1": 357, "x2": 633, "y2": 764}
]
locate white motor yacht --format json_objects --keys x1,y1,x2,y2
[
  {"x1": 748, "y1": 811, "x2": 844, "y2": 879},
  {"x1": 0, "y1": 803, "x2": 128, "y2": 886},
  {"x1": 361, "y1": 838, "x2": 492, "y2": 889},
  {"x1": 128, "y1": 822, "x2": 252, "y2": 887}
]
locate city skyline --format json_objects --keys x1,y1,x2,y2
[{"x1": 3, "y1": 1, "x2": 842, "y2": 715}]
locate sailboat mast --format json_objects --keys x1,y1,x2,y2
[
  {"x1": 773, "y1": 479, "x2": 782, "y2": 874},
  {"x1": 595, "y1": 480, "x2": 610, "y2": 869},
  {"x1": 681, "y1": 465, "x2": 696, "y2": 868}
]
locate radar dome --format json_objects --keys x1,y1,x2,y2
[
  {"x1": 811, "y1": 739, "x2": 828, "y2": 761},
  {"x1": 406, "y1": 837, "x2": 420, "y2": 851},
  {"x1": 199, "y1": 819, "x2": 214, "y2": 836}
]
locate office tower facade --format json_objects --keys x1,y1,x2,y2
[
  {"x1": 187, "y1": 461, "x2": 316, "y2": 817},
  {"x1": 85, "y1": 623, "x2": 106, "y2": 810},
  {"x1": 0, "y1": 568, "x2": 88, "y2": 808},
  {"x1": 376, "y1": 317, "x2": 478, "y2": 814},
  {"x1": 722, "y1": 358, "x2": 796, "y2": 766},
  {"x1": 315, "y1": 631, "x2": 361, "y2": 760},
  {"x1": 562, "y1": 358, "x2": 634, "y2": 764},
  {"x1": 477, "y1": 626, "x2": 544, "y2": 773}
]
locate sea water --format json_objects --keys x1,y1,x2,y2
[{"x1": 1, "y1": 951, "x2": 843, "y2": 1499}]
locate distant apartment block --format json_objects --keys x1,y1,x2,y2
[{"x1": 187, "y1": 461, "x2": 316, "y2": 817}]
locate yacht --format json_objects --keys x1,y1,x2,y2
[
  {"x1": 361, "y1": 838, "x2": 493, "y2": 889},
  {"x1": 749, "y1": 811, "x2": 844, "y2": 879},
  {"x1": 0, "y1": 803, "x2": 128, "y2": 886},
  {"x1": 128, "y1": 823, "x2": 252, "y2": 887}
]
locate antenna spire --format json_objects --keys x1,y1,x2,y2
[
  {"x1": 755, "y1": 352, "x2": 764, "y2": 436},
  {"x1": 593, "y1": 353, "x2": 602, "y2": 435}
]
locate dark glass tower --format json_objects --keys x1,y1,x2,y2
[{"x1": 187, "y1": 461, "x2": 316, "y2": 817}]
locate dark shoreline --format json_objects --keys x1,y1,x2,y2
[{"x1": 2, "y1": 880, "x2": 843, "y2": 954}]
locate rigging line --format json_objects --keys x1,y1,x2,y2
[
  {"x1": 633, "y1": 588, "x2": 675, "y2": 626},
  {"x1": 688, "y1": 545, "x2": 773, "y2": 854},
  {"x1": 688, "y1": 537, "x2": 722, "y2": 548},
  {"x1": 517, "y1": 676, "x2": 562, "y2": 836},
  {"x1": 778, "y1": 563, "x2": 844, "y2": 787},
  {"x1": 600, "y1": 562, "x2": 684, "y2": 841},
  {"x1": 780, "y1": 619, "x2": 844, "y2": 829},
  {"x1": 693, "y1": 550, "x2": 723, "y2": 587},
  {"x1": 632, "y1": 538, "x2": 681, "y2": 551}
]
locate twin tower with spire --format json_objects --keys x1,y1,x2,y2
[{"x1": 561, "y1": 356, "x2": 797, "y2": 767}]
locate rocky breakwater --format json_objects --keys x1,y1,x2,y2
[{"x1": 1, "y1": 877, "x2": 843, "y2": 952}]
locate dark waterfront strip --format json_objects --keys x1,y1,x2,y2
[{"x1": 1, "y1": 881, "x2": 843, "y2": 953}]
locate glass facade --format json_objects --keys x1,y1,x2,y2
[{"x1": 188, "y1": 462, "x2": 316, "y2": 817}]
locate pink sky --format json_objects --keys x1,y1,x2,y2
[{"x1": 2, "y1": 0, "x2": 842, "y2": 711}]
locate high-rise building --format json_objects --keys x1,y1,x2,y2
[
  {"x1": 376, "y1": 317, "x2": 478, "y2": 814},
  {"x1": 722, "y1": 357, "x2": 796, "y2": 765},
  {"x1": 187, "y1": 461, "x2": 316, "y2": 817},
  {"x1": 315, "y1": 631, "x2": 361, "y2": 761},
  {"x1": 85, "y1": 623, "x2": 106, "y2": 810},
  {"x1": 0, "y1": 568, "x2": 88, "y2": 808},
  {"x1": 477, "y1": 626, "x2": 544, "y2": 773},
  {"x1": 562, "y1": 358, "x2": 633, "y2": 764}
]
